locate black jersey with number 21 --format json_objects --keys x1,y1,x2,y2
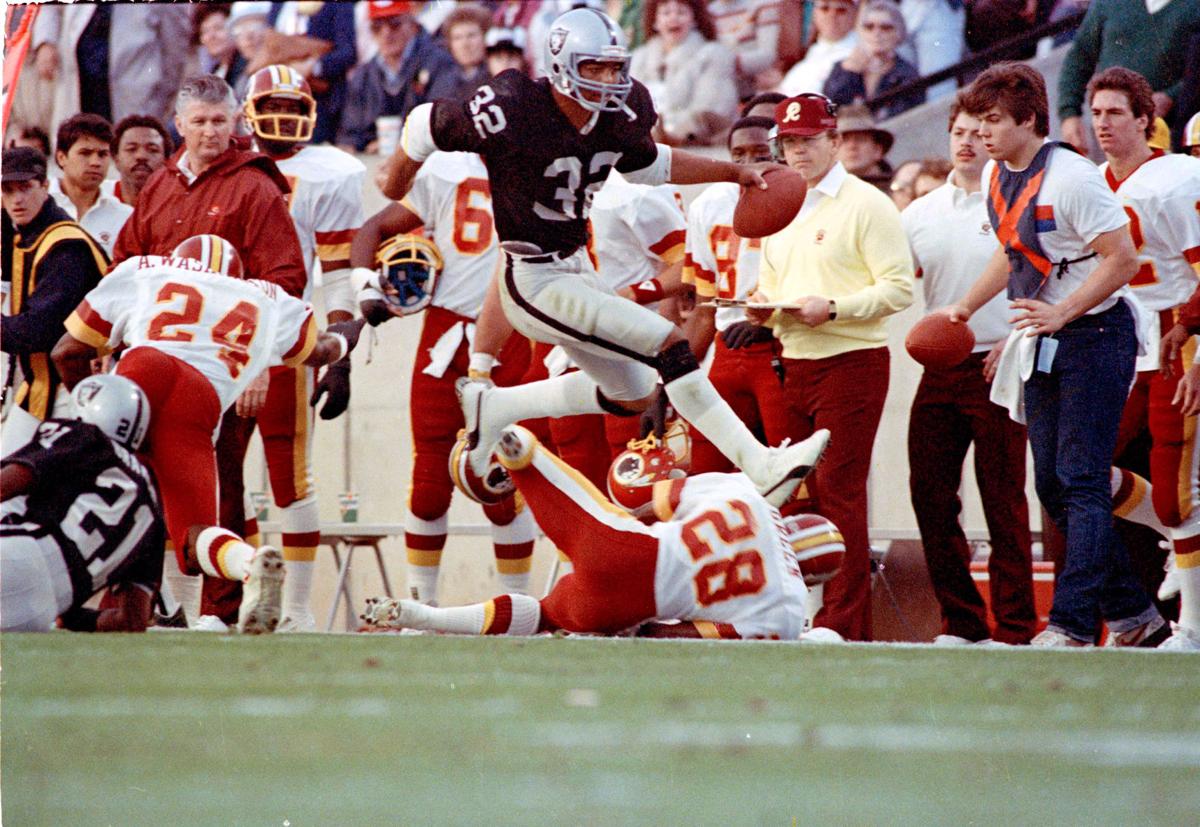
[
  {"x1": 0, "y1": 419, "x2": 165, "y2": 608},
  {"x1": 431, "y1": 70, "x2": 660, "y2": 253}
]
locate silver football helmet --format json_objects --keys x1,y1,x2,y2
[
  {"x1": 544, "y1": 8, "x2": 635, "y2": 131},
  {"x1": 71, "y1": 374, "x2": 151, "y2": 451}
]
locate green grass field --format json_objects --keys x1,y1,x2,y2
[{"x1": 2, "y1": 633, "x2": 1198, "y2": 826}]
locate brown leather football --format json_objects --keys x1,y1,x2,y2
[
  {"x1": 905, "y1": 312, "x2": 976, "y2": 369},
  {"x1": 732, "y1": 165, "x2": 808, "y2": 238}
]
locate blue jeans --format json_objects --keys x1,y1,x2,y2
[{"x1": 1024, "y1": 300, "x2": 1155, "y2": 642}]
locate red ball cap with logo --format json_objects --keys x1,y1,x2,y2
[
  {"x1": 368, "y1": 1, "x2": 413, "y2": 20},
  {"x1": 774, "y1": 94, "x2": 838, "y2": 137}
]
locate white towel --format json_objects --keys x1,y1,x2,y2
[
  {"x1": 989, "y1": 329, "x2": 1038, "y2": 424},
  {"x1": 421, "y1": 320, "x2": 479, "y2": 378}
]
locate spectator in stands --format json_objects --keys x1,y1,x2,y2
[
  {"x1": 266, "y1": 1, "x2": 359, "y2": 144},
  {"x1": 47, "y1": 114, "x2": 130, "y2": 257},
  {"x1": 836, "y1": 104, "x2": 895, "y2": 191},
  {"x1": 708, "y1": 0, "x2": 782, "y2": 97},
  {"x1": 912, "y1": 155, "x2": 952, "y2": 198},
  {"x1": 485, "y1": 27, "x2": 530, "y2": 77},
  {"x1": 779, "y1": 0, "x2": 859, "y2": 97},
  {"x1": 964, "y1": 0, "x2": 1053, "y2": 59},
  {"x1": 336, "y1": 1, "x2": 459, "y2": 154},
  {"x1": 443, "y1": 3, "x2": 492, "y2": 98},
  {"x1": 32, "y1": 2, "x2": 191, "y2": 135},
  {"x1": 1057, "y1": 0, "x2": 1196, "y2": 154},
  {"x1": 1, "y1": 147, "x2": 107, "y2": 426},
  {"x1": 194, "y1": 4, "x2": 246, "y2": 89},
  {"x1": 824, "y1": 0, "x2": 924, "y2": 119},
  {"x1": 898, "y1": 0, "x2": 965, "y2": 102},
  {"x1": 228, "y1": 2, "x2": 273, "y2": 95},
  {"x1": 7, "y1": 127, "x2": 51, "y2": 158},
  {"x1": 746, "y1": 94, "x2": 914, "y2": 641},
  {"x1": 902, "y1": 99, "x2": 1037, "y2": 646},
  {"x1": 108, "y1": 115, "x2": 173, "y2": 208},
  {"x1": 631, "y1": 0, "x2": 739, "y2": 146},
  {"x1": 888, "y1": 158, "x2": 921, "y2": 208},
  {"x1": 1185, "y1": 111, "x2": 1200, "y2": 157}
]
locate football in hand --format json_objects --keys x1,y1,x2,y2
[
  {"x1": 732, "y1": 166, "x2": 807, "y2": 238},
  {"x1": 905, "y1": 313, "x2": 975, "y2": 369}
]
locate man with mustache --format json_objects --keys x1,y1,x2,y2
[
  {"x1": 107, "y1": 115, "x2": 172, "y2": 208},
  {"x1": 901, "y1": 95, "x2": 1037, "y2": 646}
]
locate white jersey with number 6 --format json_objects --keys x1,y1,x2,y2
[
  {"x1": 400, "y1": 151, "x2": 497, "y2": 319},
  {"x1": 651, "y1": 472, "x2": 808, "y2": 639},
  {"x1": 65, "y1": 256, "x2": 316, "y2": 411},
  {"x1": 683, "y1": 182, "x2": 762, "y2": 331}
]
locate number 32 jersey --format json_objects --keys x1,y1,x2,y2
[
  {"x1": 430, "y1": 70, "x2": 660, "y2": 253},
  {"x1": 650, "y1": 472, "x2": 808, "y2": 640},
  {"x1": 66, "y1": 256, "x2": 317, "y2": 411}
]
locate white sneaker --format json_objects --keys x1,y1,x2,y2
[
  {"x1": 237, "y1": 546, "x2": 285, "y2": 634},
  {"x1": 190, "y1": 614, "x2": 229, "y2": 632},
  {"x1": 1030, "y1": 629, "x2": 1091, "y2": 648},
  {"x1": 750, "y1": 430, "x2": 831, "y2": 508},
  {"x1": 1158, "y1": 623, "x2": 1200, "y2": 651},
  {"x1": 799, "y1": 626, "x2": 845, "y2": 644},
  {"x1": 1158, "y1": 549, "x2": 1181, "y2": 601},
  {"x1": 933, "y1": 634, "x2": 972, "y2": 646},
  {"x1": 277, "y1": 612, "x2": 317, "y2": 633},
  {"x1": 457, "y1": 379, "x2": 506, "y2": 477}
]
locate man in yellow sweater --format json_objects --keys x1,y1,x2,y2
[{"x1": 747, "y1": 93, "x2": 913, "y2": 640}]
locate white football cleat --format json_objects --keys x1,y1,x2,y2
[
  {"x1": 799, "y1": 626, "x2": 845, "y2": 644},
  {"x1": 237, "y1": 546, "x2": 285, "y2": 634},
  {"x1": 1158, "y1": 623, "x2": 1200, "y2": 651},
  {"x1": 750, "y1": 429, "x2": 831, "y2": 508},
  {"x1": 457, "y1": 378, "x2": 506, "y2": 478},
  {"x1": 1158, "y1": 549, "x2": 1180, "y2": 601},
  {"x1": 277, "y1": 612, "x2": 317, "y2": 633},
  {"x1": 361, "y1": 596, "x2": 413, "y2": 630},
  {"x1": 190, "y1": 614, "x2": 229, "y2": 633}
]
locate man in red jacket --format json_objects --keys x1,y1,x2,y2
[{"x1": 111, "y1": 74, "x2": 308, "y2": 627}]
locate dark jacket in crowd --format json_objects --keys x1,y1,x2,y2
[
  {"x1": 824, "y1": 56, "x2": 925, "y2": 120},
  {"x1": 2, "y1": 197, "x2": 107, "y2": 419},
  {"x1": 336, "y1": 28, "x2": 460, "y2": 152},
  {"x1": 268, "y1": 1, "x2": 358, "y2": 144}
]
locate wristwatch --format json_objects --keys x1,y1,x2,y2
[{"x1": 828, "y1": 300, "x2": 838, "y2": 321}]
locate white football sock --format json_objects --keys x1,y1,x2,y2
[
  {"x1": 405, "y1": 512, "x2": 447, "y2": 604},
  {"x1": 195, "y1": 527, "x2": 255, "y2": 581},
  {"x1": 664, "y1": 368, "x2": 765, "y2": 471},
  {"x1": 163, "y1": 548, "x2": 202, "y2": 620},
  {"x1": 280, "y1": 494, "x2": 319, "y2": 619},
  {"x1": 1111, "y1": 468, "x2": 1167, "y2": 533},
  {"x1": 485, "y1": 371, "x2": 604, "y2": 426},
  {"x1": 402, "y1": 594, "x2": 540, "y2": 635}
]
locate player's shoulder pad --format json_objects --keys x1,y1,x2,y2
[
  {"x1": 689, "y1": 180, "x2": 738, "y2": 215},
  {"x1": 484, "y1": 69, "x2": 539, "y2": 110},
  {"x1": 422, "y1": 151, "x2": 489, "y2": 184}
]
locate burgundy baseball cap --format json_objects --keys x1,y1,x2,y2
[{"x1": 774, "y1": 94, "x2": 838, "y2": 137}]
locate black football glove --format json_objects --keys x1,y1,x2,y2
[
  {"x1": 720, "y1": 321, "x2": 773, "y2": 349},
  {"x1": 327, "y1": 318, "x2": 366, "y2": 355},
  {"x1": 638, "y1": 386, "x2": 670, "y2": 440},
  {"x1": 361, "y1": 298, "x2": 393, "y2": 327},
  {"x1": 311, "y1": 358, "x2": 352, "y2": 420}
]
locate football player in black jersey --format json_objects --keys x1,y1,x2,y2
[
  {"x1": 376, "y1": 7, "x2": 829, "y2": 509},
  {"x1": 1, "y1": 374, "x2": 164, "y2": 632}
]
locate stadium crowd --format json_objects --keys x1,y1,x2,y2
[{"x1": 2, "y1": 0, "x2": 1200, "y2": 649}]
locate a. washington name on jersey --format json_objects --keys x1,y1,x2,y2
[
  {"x1": 683, "y1": 182, "x2": 762, "y2": 331},
  {"x1": 401, "y1": 151, "x2": 498, "y2": 319},
  {"x1": 64, "y1": 256, "x2": 317, "y2": 411},
  {"x1": 1, "y1": 419, "x2": 165, "y2": 609},
  {"x1": 430, "y1": 70, "x2": 660, "y2": 253}
]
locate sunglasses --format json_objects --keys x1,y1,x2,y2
[
  {"x1": 815, "y1": 3, "x2": 852, "y2": 12},
  {"x1": 861, "y1": 21, "x2": 897, "y2": 31},
  {"x1": 370, "y1": 17, "x2": 406, "y2": 33}
]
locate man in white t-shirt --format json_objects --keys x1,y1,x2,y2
[
  {"x1": 48, "y1": 114, "x2": 131, "y2": 257},
  {"x1": 946, "y1": 63, "x2": 1165, "y2": 648},
  {"x1": 902, "y1": 97, "x2": 1036, "y2": 645}
]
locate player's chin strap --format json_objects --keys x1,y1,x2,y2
[{"x1": 579, "y1": 100, "x2": 638, "y2": 136}]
